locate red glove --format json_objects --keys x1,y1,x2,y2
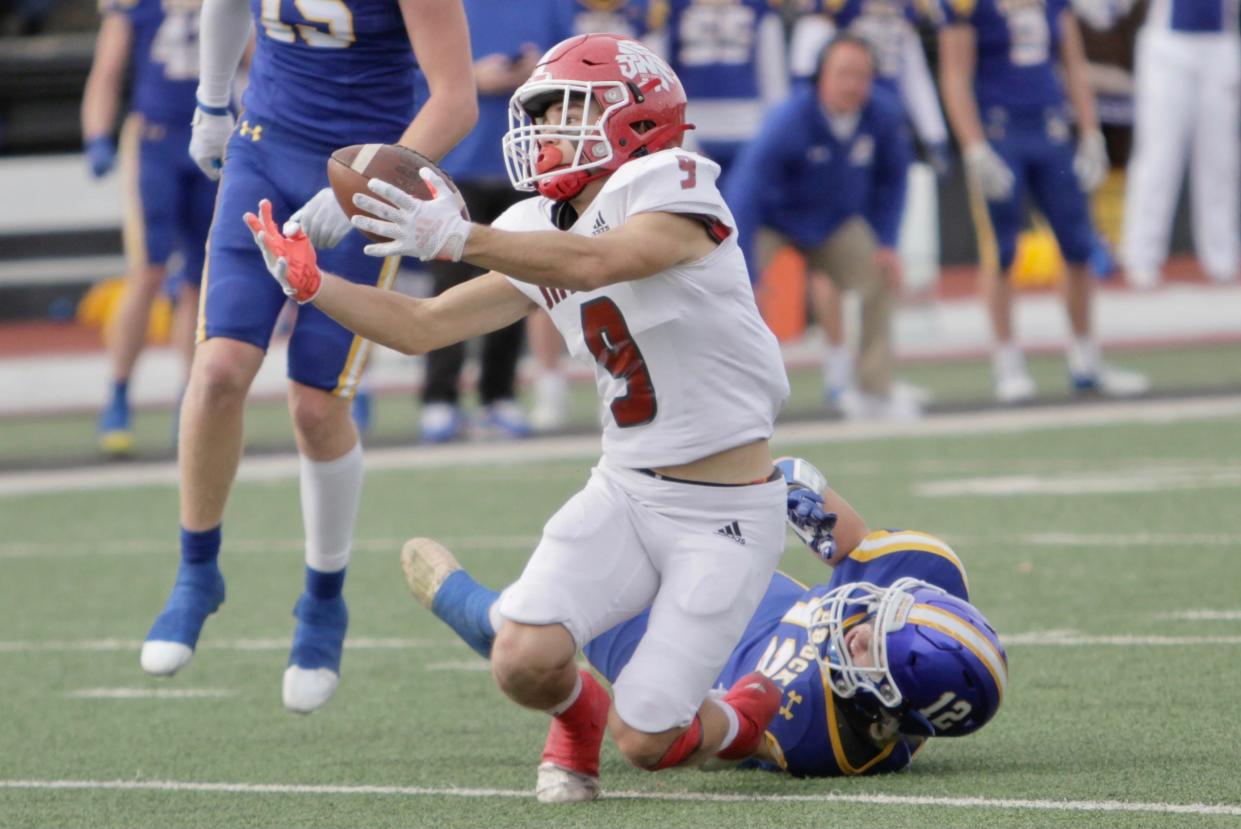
[{"x1": 243, "y1": 199, "x2": 321, "y2": 304}]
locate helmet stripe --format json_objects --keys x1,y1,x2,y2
[{"x1": 907, "y1": 605, "x2": 1008, "y2": 702}]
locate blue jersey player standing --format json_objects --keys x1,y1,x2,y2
[
  {"x1": 404, "y1": 455, "x2": 1007, "y2": 781},
  {"x1": 81, "y1": 0, "x2": 219, "y2": 456},
  {"x1": 937, "y1": 0, "x2": 1148, "y2": 404},
  {"x1": 138, "y1": 0, "x2": 478, "y2": 714}
]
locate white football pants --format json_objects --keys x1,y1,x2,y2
[{"x1": 1122, "y1": 27, "x2": 1241, "y2": 283}]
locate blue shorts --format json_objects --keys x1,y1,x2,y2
[
  {"x1": 198, "y1": 117, "x2": 400, "y2": 397},
  {"x1": 972, "y1": 107, "x2": 1094, "y2": 273},
  {"x1": 123, "y1": 116, "x2": 218, "y2": 283}
]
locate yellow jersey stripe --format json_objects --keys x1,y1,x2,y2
[
  {"x1": 908, "y1": 605, "x2": 1008, "y2": 701},
  {"x1": 821, "y1": 665, "x2": 898, "y2": 775},
  {"x1": 965, "y1": 171, "x2": 999, "y2": 274},
  {"x1": 118, "y1": 114, "x2": 147, "y2": 273},
  {"x1": 849, "y1": 531, "x2": 969, "y2": 591}
]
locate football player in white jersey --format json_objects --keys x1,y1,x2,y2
[{"x1": 243, "y1": 33, "x2": 856, "y2": 804}]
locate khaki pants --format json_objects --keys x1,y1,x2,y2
[{"x1": 758, "y1": 218, "x2": 892, "y2": 395}]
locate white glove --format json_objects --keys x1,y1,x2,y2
[
  {"x1": 1073, "y1": 129, "x2": 1109, "y2": 193},
  {"x1": 964, "y1": 142, "x2": 1015, "y2": 201},
  {"x1": 349, "y1": 169, "x2": 472, "y2": 261},
  {"x1": 285, "y1": 186, "x2": 354, "y2": 249},
  {"x1": 188, "y1": 105, "x2": 234, "y2": 181}
]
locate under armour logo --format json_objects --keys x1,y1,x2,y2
[
  {"x1": 239, "y1": 120, "x2": 263, "y2": 142},
  {"x1": 715, "y1": 520, "x2": 745, "y2": 545}
]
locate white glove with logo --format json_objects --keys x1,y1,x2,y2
[
  {"x1": 188, "y1": 105, "x2": 235, "y2": 181},
  {"x1": 1073, "y1": 129, "x2": 1109, "y2": 193},
  {"x1": 285, "y1": 186, "x2": 354, "y2": 249},
  {"x1": 964, "y1": 142, "x2": 1015, "y2": 201},
  {"x1": 350, "y1": 169, "x2": 472, "y2": 261}
]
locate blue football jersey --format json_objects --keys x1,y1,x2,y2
[
  {"x1": 567, "y1": 0, "x2": 653, "y2": 37},
  {"x1": 104, "y1": 0, "x2": 201, "y2": 125},
  {"x1": 822, "y1": 0, "x2": 920, "y2": 87},
  {"x1": 719, "y1": 530, "x2": 971, "y2": 777},
  {"x1": 243, "y1": 0, "x2": 417, "y2": 147},
  {"x1": 658, "y1": 0, "x2": 774, "y2": 101},
  {"x1": 938, "y1": 0, "x2": 1067, "y2": 112}
]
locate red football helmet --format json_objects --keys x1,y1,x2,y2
[{"x1": 502, "y1": 33, "x2": 692, "y2": 201}]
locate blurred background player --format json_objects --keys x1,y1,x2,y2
[
  {"x1": 405, "y1": 456, "x2": 1007, "y2": 782},
  {"x1": 646, "y1": 0, "x2": 788, "y2": 183},
  {"x1": 138, "y1": 0, "x2": 477, "y2": 715},
  {"x1": 1121, "y1": 0, "x2": 1239, "y2": 289},
  {"x1": 788, "y1": 0, "x2": 948, "y2": 410},
  {"x1": 81, "y1": 0, "x2": 218, "y2": 455},
  {"x1": 413, "y1": 0, "x2": 574, "y2": 444},
  {"x1": 728, "y1": 35, "x2": 916, "y2": 421},
  {"x1": 938, "y1": 0, "x2": 1149, "y2": 404}
]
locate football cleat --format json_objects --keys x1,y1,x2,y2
[
  {"x1": 97, "y1": 395, "x2": 133, "y2": 456},
  {"x1": 419, "y1": 402, "x2": 465, "y2": 444},
  {"x1": 536, "y1": 762, "x2": 601, "y2": 804},
  {"x1": 283, "y1": 592, "x2": 348, "y2": 714},
  {"x1": 994, "y1": 370, "x2": 1037, "y2": 404},
  {"x1": 475, "y1": 399, "x2": 531, "y2": 440},
  {"x1": 1072, "y1": 364, "x2": 1150, "y2": 398},
  {"x1": 401, "y1": 538, "x2": 499, "y2": 659},
  {"x1": 141, "y1": 563, "x2": 226, "y2": 676},
  {"x1": 715, "y1": 672, "x2": 782, "y2": 760}
]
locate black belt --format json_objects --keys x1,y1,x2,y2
[{"x1": 635, "y1": 467, "x2": 781, "y2": 487}]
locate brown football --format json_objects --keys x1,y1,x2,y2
[{"x1": 327, "y1": 144, "x2": 469, "y2": 243}]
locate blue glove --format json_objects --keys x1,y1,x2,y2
[
  {"x1": 85, "y1": 135, "x2": 116, "y2": 179},
  {"x1": 926, "y1": 141, "x2": 953, "y2": 178},
  {"x1": 775, "y1": 456, "x2": 838, "y2": 563}
]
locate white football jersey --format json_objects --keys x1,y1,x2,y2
[{"x1": 494, "y1": 149, "x2": 789, "y2": 468}]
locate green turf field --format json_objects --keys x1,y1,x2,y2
[{"x1": 1, "y1": 394, "x2": 1239, "y2": 828}]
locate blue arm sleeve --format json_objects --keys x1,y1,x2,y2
[
  {"x1": 866, "y1": 107, "x2": 912, "y2": 248},
  {"x1": 723, "y1": 104, "x2": 793, "y2": 283}
]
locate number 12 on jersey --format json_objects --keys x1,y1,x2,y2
[{"x1": 581, "y1": 297, "x2": 657, "y2": 427}]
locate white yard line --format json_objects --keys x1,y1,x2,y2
[
  {"x1": 0, "y1": 637, "x2": 446, "y2": 653},
  {"x1": 2, "y1": 395, "x2": 1239, "y2": 498},
  {"x1": 65, "y1": 688, "x2": 237, "y2": 699},
  {"x1": 0, "y1": 778, "x2": 1237, "y2": 817}
]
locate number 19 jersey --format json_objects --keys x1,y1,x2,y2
[{"x1": 494, "y1": 149, "x2": 789, "y2": 469}]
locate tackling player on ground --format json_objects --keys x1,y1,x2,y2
[
  {"x1": 245, "y1": 32, "x2": 835, "y2": 802},
  {"x1": 405, "y1": 456, "x2": 1007, "y2": 782},
  {"x1": 139, "y1": 0, "x2": 477, "y2": 714}
]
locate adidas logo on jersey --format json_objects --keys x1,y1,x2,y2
[
  {"x1": 591, "y1": 213, "x2": 610, "y2": 236},
  {"x1": 716, "y1": 520, "x2": 745, "y2": 545}
]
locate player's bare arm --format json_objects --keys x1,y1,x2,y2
[
  {"x1": 936, "y1": 23, "x2": 983, "y2": 148},
  {"x1": 81, "y1": 14, "x2": 132, "y2": 152},
  {"x1": 462, "y1": 210, "x2": 719, "y2": 292},
  {"x1": 396, "y1": 0, "x2": 478, "y2": 162}
]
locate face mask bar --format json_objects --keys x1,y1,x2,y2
[
  {"x1": 502, "y1": 80, "x2": 631, "y2": 192},
  {"x1": 808, "y1": 577, "x2": 947, "y2": 709}
]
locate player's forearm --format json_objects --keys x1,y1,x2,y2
[
  {"x1": 81, "y1": 72, "x2": 123, "y2": 141},
  {"x1": 1058, "y1": 16, "x2": 1100, "y2": 135},
  {"x1": 313, "y1": 274, "x2": 434, "y2": 355},
  {"x1": 396, "y1": 93, "x2": 478, "y2": 163},
  {"x1": 196, "y1": 0, "x2": 253, "y2": 108},
  {"x1": 462, "y1": 225, "x2": 618, "y2": 292},
  {"x1": 937, "y1": 29, "x2": 985, "y2": 148}
]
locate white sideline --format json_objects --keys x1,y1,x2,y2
[
  {"x1": 0, "y1": 778, "x2": 1238, "y2": 817},
  {"x1": 2, "y1": 394, "x2": 1240, "y2": 498},
  {"x1": 66, "y1": 688, "x2": 236, "y2": 699}
]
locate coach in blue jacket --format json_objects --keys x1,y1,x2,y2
[{"x1": 728, "y1": 34, "x2": 913, "y2": 420}]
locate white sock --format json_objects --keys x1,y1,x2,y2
[
  {"x1": 299, "y1": 442, "x2": 364, "y2": 574},
  {"x1": 487, "y1": 601, "x2": 504, "y2": 636},
  {"x1": 547, "y1": 671, "x2": 582, "y2": 716},
  {"x1": 824, "y1": 346, "x2": 854, "y2": 391},
  {"x1": 1067, "y1": 337, "x2": 1101, "y2": 377},
  {"x1": 992, "y1": 342, "x2": 1027, "y2": 378},
  {"x1": 713, "y1": 699, "x2": 741, "y2": 753}
]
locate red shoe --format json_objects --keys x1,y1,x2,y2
[
  {"x1": 538, "y1": 671, "x2": 610, "y2": 803},
  {"x1": 715, "y1": 672, "x2": 782, "y2": 761}
]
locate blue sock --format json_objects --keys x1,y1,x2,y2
[
  {"x1": 305, "y1": 566, "x2": 346, "y2": 600},
  {"x1": 430, "y1": 570, "x2": 498, "y2": 659},
  {"x1": 112, "y1": 379, "x2": 129, "y2": 407},
  {"x1": 180, "y1": 526, "x2": 221, "y2": 566}
]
